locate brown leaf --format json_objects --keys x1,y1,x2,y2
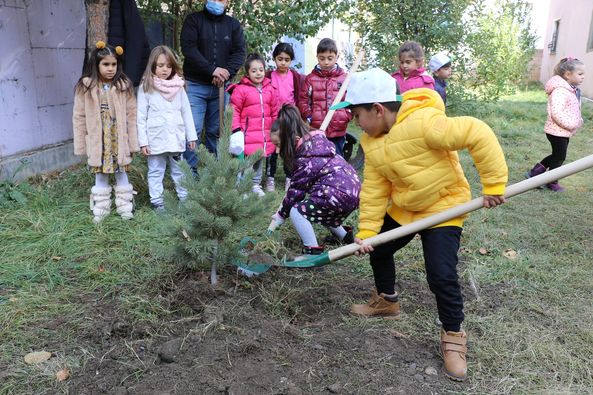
[
  {"x1": 51, "y1": 256, "x2": 62, "y2": 261},
  {"x1": 389, "y1": 329, "x2": 408, "y2": 338},
  {"x1": 478, "y1": 247, "x2": 489, "y2": 255},
  {"x1": 503, "y1": 248, "x2": 518, "y2": 260},
  {"x1": 98, "y1": 265, "x2": 105, "y2": 273},
  {"x1": 24, "y1": 351, "x2": 52, "y2": 365},
  {"x1": 56, "y1": 368, "x2": 70, "y2": 382}
]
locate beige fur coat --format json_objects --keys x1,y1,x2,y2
[{"x1": 72, "y1": 78, "x2": 139, "y2": 167}]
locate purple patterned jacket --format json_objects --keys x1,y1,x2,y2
[{"x1": 279, "y1": 130, "x2": 361, "y2": 219}]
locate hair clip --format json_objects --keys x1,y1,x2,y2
[
  {"x1": 115, "y1": 46, "x2": 124, "y2": 56},
  {"x1": 96, "y1": 41, "x2": 106, "y2": 49}
]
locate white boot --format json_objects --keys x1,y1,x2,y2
[
  {"x1": 114, "y1": 184, "x2": 135, "y2": 220},
  {"x1": 90, "y1": 186, "x2": 112, "y2": 224}
]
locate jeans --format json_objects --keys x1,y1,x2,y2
[
  {"x1": 370, "y1": 214, "x2": 464, "y2": 332},
  {"x1": 147, "y1": 154, "x2": 187, "y2": 206},
  {"x1": 183, "y1": 80, "x2": 224, "y2": 169}
]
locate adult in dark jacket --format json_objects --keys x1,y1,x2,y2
[
  {"x1": 180, "y1": 0, "x2": 246, "y2": 171},
  {"x1": 108, "y1": 0, "x2": 150, "y2": 86}
]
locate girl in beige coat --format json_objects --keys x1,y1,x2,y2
[{"x1": 73, "y1": 42, "x2": 140, "y2": 223}]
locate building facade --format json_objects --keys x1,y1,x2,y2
[
  {"x1": 540, "y1": 0, "x2": 593, "y2": 98},
  {"x1": 0, "y1": 0, "x2": 85, "y2": 181}
]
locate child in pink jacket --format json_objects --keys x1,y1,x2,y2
[
  {"x1": 526, "y1": 57, "x2": 585, "y2": 192},
  {"x1": 391, "y1": 41, "x2": 434, "y2": 93},
  {"x1": 230, "y1": 53, "x2": 280, "y2": 196}
]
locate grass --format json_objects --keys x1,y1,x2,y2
[{"x1": 1, "y1": 86, "x2": 593, "y2": 393}]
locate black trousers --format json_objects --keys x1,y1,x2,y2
[
  {"x1": 369, "y1": 214, "x2": 464, "y2": 332},
  {"x1": 541, "y1": 134, "x2": 570, "y2": 170},
  {"x1": 266, "y1": 152, "x2": 293, "y2": 178}
]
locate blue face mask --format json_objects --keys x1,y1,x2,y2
[{"x1": 205, "y1": 1, "x2": 225, "y2": 16}]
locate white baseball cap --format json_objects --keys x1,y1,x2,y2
[
  {"x1": 330, "y1": 68, "x2": 402, "y2": 110},
  {"x1": 428, "y1": 53, "x2": 451, "y2": 72}
]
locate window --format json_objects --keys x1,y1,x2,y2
[
  {"x1": 548, "y1": 19, "x2": 560, "y2": 54},
  {"x1": 588, "y1": 11, "x2": 593, "y2": 52}
]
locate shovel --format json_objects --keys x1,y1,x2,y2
[{"x1": 236, "y1": 154, "x2": 593, "y2": 274}]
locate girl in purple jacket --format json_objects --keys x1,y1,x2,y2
[
  {"x1": 230, "y1": 53, "x2": 279, "y2": 196},
  {"x1": 270, "y1": 105, "x2": 361, "y2": 255}
]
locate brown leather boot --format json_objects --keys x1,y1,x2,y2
[
  {"x1": 350, "y1": 291, "x2": 400, "y2": 319},
  {"x1": 440, "y1": 329, "x2": 468, "y2": 381}
]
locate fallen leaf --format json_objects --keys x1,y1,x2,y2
[
  {"x1": 51, "y1": 256, "x2": 62, "y2": 261},
  {"x1": 478, "y1": 247, "x2": 489, "y2": 255},
  {"x1": 56, "y1": 368, "x2": 70, "y2": 382},
  {"x1": 182, "y1": 229, "x2": 191, "y2": 241},
  {"x1": 98, "y1": 265, "x2": 105, "y2": 273},
  {"x1": 503, "y1": 248, "x2": 518, "y2": 260},
  {"x1": 24, "y1": 351, "x2": 52, "y2": 365},
  {"x1": 389, "y1": 329, "x2": 408, "y2": 338}
]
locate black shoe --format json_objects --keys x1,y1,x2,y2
[
  {"x1": 323, "y1": 226, "x2": 354, "y2": 245},
  {"x1": 301, "y1": 245, "x2": 325, "y2": 255}
]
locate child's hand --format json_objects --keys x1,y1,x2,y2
[
  {"x1": 188, "y1": 141, "x2": 196, "y2": 150},
  {"x1": 483, "y1": 195, "x2": 505, "y2": 208},
  {"x1": 353, "y1": 237, "x2": 374, "y2": 256},
  {"x1": 141, "y1": 146, "x2": 150, "y2": 156}
]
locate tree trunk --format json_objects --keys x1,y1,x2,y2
[{"x1": 85, "y1": 0, "x2": 110, "y2": 52}]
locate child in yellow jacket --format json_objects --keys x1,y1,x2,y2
[{"x1": 331, "y1": 68, "x2": 508, "y2": 382}]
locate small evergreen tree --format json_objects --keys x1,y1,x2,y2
[{"x1": 166, "y1": 134, "x2": 275, "y2": 285}]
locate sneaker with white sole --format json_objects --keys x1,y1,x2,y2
[
  {"x1": 265, "y1": 178, "x2": 275, "y2": 192},
  {"x1": 252, "y1": 185, "x2": 265, "y2": 197}
]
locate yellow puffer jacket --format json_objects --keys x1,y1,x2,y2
[{"x1": 357, "y1": 88, "x2": 508, "y2": 239}]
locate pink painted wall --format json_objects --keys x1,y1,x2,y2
[{"x1": 540, "y1": 0, "x2": 593, "y2": 97}]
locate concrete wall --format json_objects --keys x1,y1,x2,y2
[
  {"x1": 0, "y1": 0, "x2": 86, "y2": 181},
  {"x1": 540, "y1": 0, "x2": 593, "y2": 97}
]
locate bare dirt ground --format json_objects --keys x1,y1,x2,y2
[{"x1": 62, "y1": 260, "x2": 486, "y2": 395}]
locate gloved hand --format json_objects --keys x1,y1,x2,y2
[{"x1": 267, "y1": 212, "x2": 285, "y2": 234}]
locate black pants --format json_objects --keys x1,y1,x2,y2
[
  {"x1": 369, "y1": 214, "x2": 464, "y2": 332},
  {"x1": 541, "y1": 134, "x2": 570, "y2": 170},
  {"x1": 266, "y1": 152, "x2": 293, "y2": 178}
]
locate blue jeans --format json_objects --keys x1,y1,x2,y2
[{"x1": 183, "y1": 80, "x2": 224, "y2": 169}]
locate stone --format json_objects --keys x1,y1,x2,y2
[{"x1": 157, "y1": 338, "x2": 183, "y2": 363}]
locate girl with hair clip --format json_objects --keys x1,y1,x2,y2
[
  {"x1": 73, "y1": 41, "x2": 139, "y2": 223},
  {"x1": 137, "y1": 45, "x2": 198, "y2": 212},
  {"x1": 391, "y1": 40, "x2": 434, "y2": 92},
  {"x1": 229, "y1": 53, "x2": 279, "y2": 197},
  {"x1": 269, "y1": 105, "x2": 361, "y2": 256},
  {"x1": 526, "y1": 57, "x2": 585, "y2": 192},
  {"x1": 264, "y1": 42, "x2": 305, "y2": 192}
]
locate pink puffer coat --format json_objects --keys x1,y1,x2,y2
[
  {"x1": 544, "y1": 75, "x2": 583, "y2": 138},
  {"x1": 391, "y1": 67, "x2": 434, "y2": 93},
  {"x1": 230, "y1": 76, "x2": 279, "y2": 157}
]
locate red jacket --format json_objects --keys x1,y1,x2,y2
[
  {"x1": 298, "y1": 65, "x2": 352, "y2": 138},
  {"x1": 229, "y1": 76, "x2": 279, "y2": 157}
]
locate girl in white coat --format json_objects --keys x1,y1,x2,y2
[{"x1": 137, "y1": 46, "x2": 198, "y2": 210}]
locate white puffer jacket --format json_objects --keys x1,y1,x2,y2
[{"x1": 137, "y1": 86, "x2": 198, "y2": 155}]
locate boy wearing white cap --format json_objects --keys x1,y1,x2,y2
[
  {"x1": 429, "y1": 53, "x2": 452, "y2": 104},
  {"x1": 331, "y1": 68, "x2": 507, "y2": 381}
]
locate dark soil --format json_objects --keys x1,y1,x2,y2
[{"x1": 65, "y1": 263, "x2": 485, "y2": 395}]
